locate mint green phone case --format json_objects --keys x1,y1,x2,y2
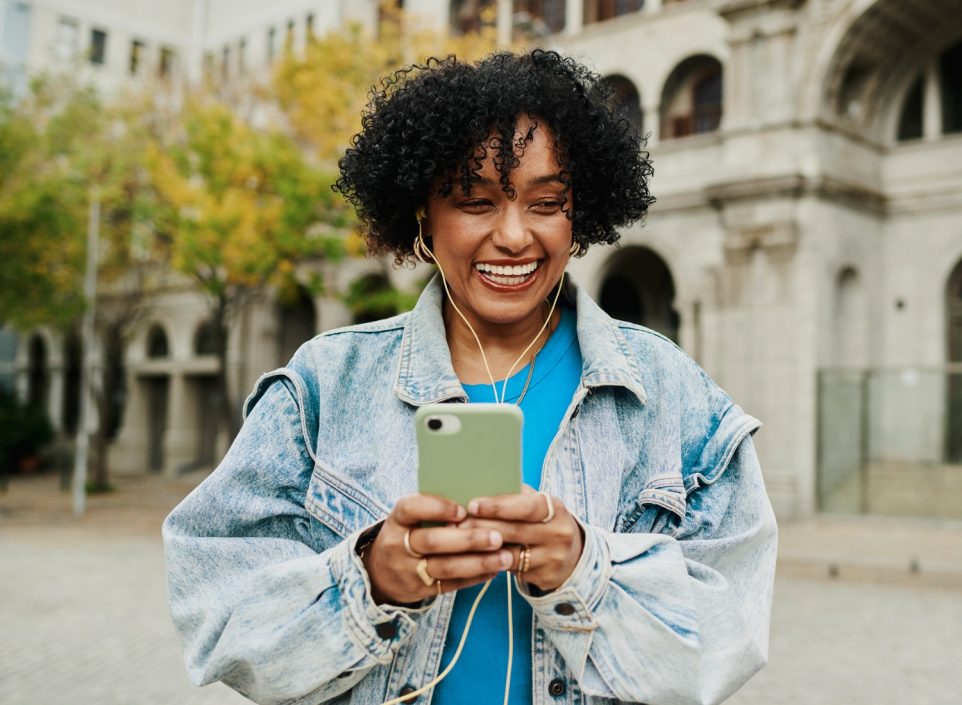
[{"x1": 415, "y1": 403, "x2": 523, "y2": 507}]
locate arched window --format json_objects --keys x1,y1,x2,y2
[
  {"x1": 604, "y1": 74, "x2": 644, "y2": 137},
  {"x1": 583, "y1": 0, "x2": 644, "y2": 26},
  {"x1": 660, "y1": 55, "x2": 723, "y2": 140},
  {"x1": 514, "y1": 0, "x2": 566, "y2": 35},
  {"x1": 896, "y1": 74, "x2": 924, "y2": 142},
  {"x1": 194, "y1": 320, "x2": 219, "y2": 356},
  {"x1": 939, "y1": 40, "x2": 962, "y2": 134},
  {"x1": 598, "y1": 246, "x2": 678, "y2": 342},
  {"x1": 832, "y1": 267, "x2": 867, "y2": 368},
  {"x1": 347, "y1": 273, "x2": 399, "y2": 324},
  {"x1": 146, "y1": 324, "x2": 169, "y2": 359}
]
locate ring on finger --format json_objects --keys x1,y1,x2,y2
[
  {"x1": 539, "y1": 491, "x2": 555, "y2": 523},
  {"x1": 403, "y1": 528, "x2": 424, "y2": 559},
  {"x1": 518, "y1": 545, "x2": 531, "y2": 575},
  {"x1": 415, "y1": 558, "x2": 435, "y2": 587}
]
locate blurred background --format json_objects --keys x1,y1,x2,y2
[{"x1": 1, "y1": 1, "x2": 960, "y2": 703}]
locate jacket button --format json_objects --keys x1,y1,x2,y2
[
  {"x1": 548, "y1": 678, "x2": 567, "y2": 696},
  {"x1": 554, "y1": 602, "x2": 576, "y2": 616},
  {"x1": 398, "y1": 684, "x2": 418, "y2": 702},
  {"x1": 375, "y1": 620, "x2": 397, "y2": 639}
]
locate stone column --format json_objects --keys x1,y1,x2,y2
[
  {"x1": 108, "y1": 372, "x2": 150, "y2": 475},
  {"x1": 163, "y1": 372, "x2": 194, "y2": 476},
  {"x1": 497, "y1": 0, "x2": 512, "y2": 47},
  {"x1": 564, "y1": 0, "x2": 583, "y2": 35},
  {"x1": 716, "y1": 0, "x2": 802, "y2": 132}
]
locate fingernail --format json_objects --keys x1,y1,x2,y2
[
  {"x1": 488, "y1": 531, "x2": 501, "y2": 548},
  {"x1": 454, "y1": 505, "x2": 467, "y2": 521},
  {"x1": 467, "y1": 500, "x2": 479, "y2": 515},
  {"x1": 499, "y1": 550, "x2": 512, "y2": 568}
]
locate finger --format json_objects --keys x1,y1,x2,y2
[
  {"x1": 393, "y1": 494, "x2": 466, "y2": 526},
  {"x1": 456, "y1": 517, "x2": 547, "y2": 546},
  {"x1": 468, "y1": 492, "x2": 554, "y2": 523},
  {"x1": 425, "y1": 549, "x2": 514, "y2": 581},
  {"x1": 408, "y1": 526, "x2": 503, "y2": 556}
]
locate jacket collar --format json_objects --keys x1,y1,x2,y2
[{"x1": 393, "y1": 274, "x2": 647, "y2": 406}]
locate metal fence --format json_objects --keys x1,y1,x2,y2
[{"x1": 817, "y1": 365, "x2": 962, "y2": 519}]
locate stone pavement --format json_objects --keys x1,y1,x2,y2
[{"x1": 2, "y1": 471, "x2": 961, "y2": 705}]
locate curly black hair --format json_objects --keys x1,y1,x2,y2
[{"x1": 334, "y1": 49, "x2": 654, "y2": 262}]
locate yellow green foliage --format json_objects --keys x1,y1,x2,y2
[
  {"x1": 272, "y1": 6, "x2": 504, "y2": 164},
  {"x1": 147, "y1": 98, "x2": 348, "y2": 301}
]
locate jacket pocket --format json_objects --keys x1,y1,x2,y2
[
  {"x1": 618, "y1": 475, "x2": 687, "y2": 537},
  {"x1": 305, "y1": 465, "x2": 388, "y2": 539}
]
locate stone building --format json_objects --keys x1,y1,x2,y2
[{"x1": 2, "y1": 0, "x2": 961, "y2": 518}]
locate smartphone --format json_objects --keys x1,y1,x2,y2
[{"x1": 415, "y1": 403, "x2": 523, "y2": 508}]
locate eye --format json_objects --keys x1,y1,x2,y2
[
  {"x1": 531, "y1": 199, "x2": 563, "y2": 213},
  {"x1": 459, "y1": 199, "x2": 494, "y2": 212}
]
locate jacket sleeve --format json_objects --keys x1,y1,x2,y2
[
  {"x1": 519, "y1": 427, "x2": 777, "y2": 705},
  {"x1": 162, "y1": 375, "x2": 428, "y2": 705}
]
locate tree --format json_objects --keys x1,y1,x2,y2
[
  {"x1": 147, "y1": 97, "x2": 349, "y2": 438},
  {"x1": 0, "y1": 76, "x2": 163, "y2": 490}
]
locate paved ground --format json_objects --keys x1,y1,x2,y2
[{"x1": 2, "y1": 471, "x2": 961, "y2": 705}]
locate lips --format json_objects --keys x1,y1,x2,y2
[{"x1": 474, "y1": 260, "x2": 541, "y2": 287}]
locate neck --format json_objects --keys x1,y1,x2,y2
[{"x1": 444, "y1": 299, "x2": 560, "y2": 386}]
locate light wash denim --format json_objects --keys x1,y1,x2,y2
[{"x1": 163, "y1": 275, "x2": 777, "y2": 705}]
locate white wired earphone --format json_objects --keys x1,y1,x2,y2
[{"x1": 375, "y1": 209, "x2": 566, "y2": 705}]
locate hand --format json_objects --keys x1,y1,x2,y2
[
  {"x1": 461, "y1": 487, "x2": 584, "y2": 593},
  {"x1": 362, "y1": 493, "x2": 514, "y2": 605}
]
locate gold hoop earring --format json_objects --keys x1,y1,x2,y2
[{"x1": 569, "y1": 241, "x2": 581, "y2": 256}]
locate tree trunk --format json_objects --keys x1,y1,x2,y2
[{"x1": 212, "y1": 300, "x2": 240, "y2": 441}]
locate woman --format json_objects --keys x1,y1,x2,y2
[{"x1": 164, "y1": 50, "x2": 777, "y2": 705}]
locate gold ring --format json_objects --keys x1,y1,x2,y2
[
  {"x1": 416, "y1": 558, "x2": 435, "y2": 587},
  {"x1": 539, "y1": 491, "x2": 555, "y2": 523},
  {"x1": 403, "y1": 529, "x2": 423, "y2": 559},
  {"x1": 518, "y1": 545, "x2": 531, "y2": 575}
]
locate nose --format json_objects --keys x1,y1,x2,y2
[{"x1": 491, "y1": 203, "x2": 532, "y2": 255}]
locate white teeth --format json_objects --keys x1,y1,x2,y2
[{"x1": 475, "y1": 261, "x2": 539, "y2": 276}]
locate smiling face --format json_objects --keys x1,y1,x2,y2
[{"x1": 424, "y1": 117, "x2": 573, "y2": 339}]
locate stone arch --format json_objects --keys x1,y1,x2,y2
[
  {"x1": 597, "y1": 246, "x2": 679, "y2": 342},
  {"x1": 604, "y1": 74, "x2": 644, "y2": 137},
  {"x1": 832, "y1": 266, "x2": 868, "y2": 368},
  {"x1": 194, "y1": 319, "x2": 219, "y2": 356},
  {"x1": 815, "y1": 0, "x2": 962, "y2": 142},
  {"x1": 348, "y1": 273, "x2": 399, "y2": 324},
  {"x1": 277, "y1": 284, "x2": 317, "y2": 363},
  {"x1": 659, "y1": 54, "x2": 723, "y2": 140},
  {"x1": 146, "y1": 323, "x2": 170, "y2": 358}
]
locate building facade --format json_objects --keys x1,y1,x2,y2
[{"x1": 3, "y1": 0, "x2": 961, "y2": 519}]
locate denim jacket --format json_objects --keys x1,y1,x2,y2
[{"x1": 163, "y1": 275, "x2": 777, "y2": 705}]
